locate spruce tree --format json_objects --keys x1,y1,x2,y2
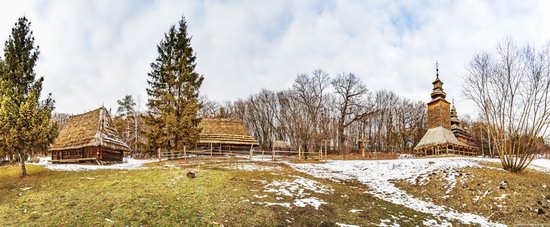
[
  {"x1": 0, "y1": 58, "x2": 6, "y2": 161},
  {"x1": 145, "y1": 16, "x2": 204, "y2": 153},
  {"x1": 0, "y1": 17, "x2": 57, "y2": 177},
  {"x1": 115, "y1": 95, "x2": 137, "y2": 149}
]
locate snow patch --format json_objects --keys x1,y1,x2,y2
[
  {"x1": 530, "y1": 158, "x2": 550, "y2": 173},
  {"x1": 253, "y1": 176, "x2": 332, "y2": 210},
  {"x1": 221, "y1": 163, "x2": 281, "y2": 172},
  {"x1": 290, "y1": 157, "x2": 505, "y2": 226},
  {"x1": 31, "y1": 157, "x2": 156, "y2": 171},
  {"x1": 293, "y1": 197, "x2": 326, "y2": 210},
  {"x1": 264, "y1": 176, "x2": 333, "y2": 197}
]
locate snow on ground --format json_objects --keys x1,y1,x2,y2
[
  {"x1": 252, "y1": 176, "x2": 333, "y2": 210},
  {"x1": 530, "y1": 158, "x2": 550, "y2": 173},
  {"x1": 31, "y1": 157, "x2": 156, "y2": 171},
  {"x1": 264, "y1": 176, "x2": 333, "y2": 196},
  {"x1": 219, "y1": 163, "x2": 281, "y2": 172},
  {"x1": 293, "y1": 197, "x2": 326, "y2": 209},
  {"x1": 290, "y1": 157, "x2": 506, "y2": 226}
]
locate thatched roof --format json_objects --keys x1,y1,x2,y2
[
  {"x1": 273, "y1": 140, "x2": 292, "y2": 149},
  {"x1": 414, "y1": 126, "x2": 468, "y2": 150},
  {"x1": 49, "y1": 107, "x2": 131, "y2": 152},
  {"x1": 198, "y1": 118, "x2": 259, "y2": 146}
]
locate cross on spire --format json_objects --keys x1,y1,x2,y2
[{"x1": 435, "y1": 61, "x2": 439, "y2": 79}]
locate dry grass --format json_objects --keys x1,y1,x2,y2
[
  {"x1": 394, "y1": 164, "x2": 550, "y2": 225},
  {"x1": 0, "y1": 159, "x2": 439, "y2": 226}
]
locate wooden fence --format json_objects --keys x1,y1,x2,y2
[{"x1": 157, "y1": 145, "x2": 329, "y2": 161}]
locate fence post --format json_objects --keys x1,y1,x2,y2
[
  {"x1": 157, "y1": 148, "x2": 161, "y2": 161},
  {"x1": 272, "y1": 145, "x2": 275, "y2": 161},
  {"x1": 184, "y1": 146, "x2": 187, "y2": 160},
  {"x1": 298, "y1": 146, "x2": 302, "y2": 160},
  {"x1": 210, "y1": 143, "x2": 213, "y2": 156},
  {"x1": 249, "y1": 144, "x2": 253, "y2": 160},
  {"x1": 324, "y1": 141, "x2": 328, "y2": 160}
]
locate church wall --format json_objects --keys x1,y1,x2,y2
[{"x1": 427, "y1": 100, "x2": 451, "y2": 129}]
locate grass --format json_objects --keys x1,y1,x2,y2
[
  {"x1": 394, "y1": 162, "x2": 550, "y2": 225},
  {"x1": 0, "y1": 158, "x2": 439, "y2": 226}
]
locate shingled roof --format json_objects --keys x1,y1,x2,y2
[
  {"x1": 49, "y1": 107, "x2": 131, "y2": 152},
  {"x1": 414, "y1": 126, "x2": 468, "y2": 150},
  {"x1": 198, "y1": 118, "x2": 259, "y2": 146}
]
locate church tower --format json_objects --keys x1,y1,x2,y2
[
  {"x1": 450, "y1": 103, "x2": 472, "y2": 145},
  {"x1": 427, "y1": 62, "x2": 451, "y2": 129},
  {"x1": 414, "y1": 62, "x2": 477, "y2": 156}
]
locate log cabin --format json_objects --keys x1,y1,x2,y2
[{"x1": 49, "y1": 107, "x2": 130, "y2": 164}]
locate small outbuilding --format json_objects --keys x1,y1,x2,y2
[
  {"x1": 197, "y1": 118, "x2": 259, "y2": 151},
  {"x1": 49, "y1": 107, "x2": 130, "y2": 164}
]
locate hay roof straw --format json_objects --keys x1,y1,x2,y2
[
  {"x1": 198, "y1": 118, "x2": 259, "y2": 146},
  {"x1": 49, "y1": 107, "x2": 131, "y2": 152}
]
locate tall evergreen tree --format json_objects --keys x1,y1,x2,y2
[
  {"x1": 0, "y1": 17, "x2": 57, "y2": 177},
  {"x1": 115, "y1": 95, "x2": 139, "y2": 151},
  {"x1": 0, "y1": 57, "x2": 6, "y2": 161},
  {"x1": 145, "y1": 16, "x2": 204, "y2": 153}
]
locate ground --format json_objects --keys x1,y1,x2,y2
[
  {"x1": 0, "y1": 155, "x2": 549, "y2": 226},
  {"x1": 395, "y1": 162, "x2": 550, "y2": 225}
]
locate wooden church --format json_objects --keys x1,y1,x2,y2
[{"x1": 414, "y1": 64, "x2": 478, "y2": 156}]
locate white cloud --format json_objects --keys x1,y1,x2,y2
[{"x1": 0, "y1": 0, "x2": 549, "y2": 118}]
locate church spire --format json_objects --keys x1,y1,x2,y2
[
  {"x1": 430, "y1": 61, "x2": 446, "y2": 100},
  {"x1": 436, "y1": 61, "x2": 439, "y2": 79},
  {"x1": 451, "y1": 99, "x2": 460, "y2": 126}
]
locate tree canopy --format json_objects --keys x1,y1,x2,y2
[
  {"x1": 145, "y1": 16, "x2": 204, "y2": 153},
  {"x1": 0, "y1": 17, "x2": 57, "y2": 176}
]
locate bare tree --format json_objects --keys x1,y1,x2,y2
[
  {"x1": 198, "y1": 96, "x2": 220, "y2": 118},
  {"x1": 464, "y1": 40, "x2": 550, "y2": 172},
  {"x1": 332, "y1": 73, "x2": 373, "y2": 152},
  {"x1": 292, "y1": 70, "x2": 331, "y2": 157}
]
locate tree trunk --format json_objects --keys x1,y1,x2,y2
[
  {"x1": 20, "y1": 157, "x2": 28, "y2": 177},
  {"x1": 337, "y1": 124, "x2": 345, "y2": 154},
  {"x1": 8, "y1": 152, "x2": 14, "y2": 164}
]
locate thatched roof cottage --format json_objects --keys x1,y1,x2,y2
[
  {"x1": 49, "y1": 107, "x2": 130, "y2": 164},
  {"x1": 197, "y1": 118, "x2": 259, "y2": 151}
]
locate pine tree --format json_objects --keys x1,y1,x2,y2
[
  {"x1": 0, "y1": 57, "x2": 7, "y2": 161},
  {"x1": 145, "y1": 16, "x2": 204, "y2": 153},
  {"x1": 0, "y1": 17, "x2": 57, "y2": 177},
  {"x1": 115, "y1": 95, "x2": 139, "y2": 151}
]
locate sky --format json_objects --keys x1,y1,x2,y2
[{"x1": 0, "y1": 0, "x2": 549, "y2": 117}]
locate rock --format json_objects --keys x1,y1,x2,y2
[
  {"x1": 186, "y1": 171, "x2": 197, "y2": 178},
  {"x1": 428, "y1": 161, "x2": 435, "y2": 165},
  {"x1": 499, "y1": 181, "x2": 508, "y2": 190},
  {"x1": 538, "y1": 208, "x2": 545, "y2": 215},
  {"x1": 538, "y1": 201, "x2": 543, "y2": 205}
]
